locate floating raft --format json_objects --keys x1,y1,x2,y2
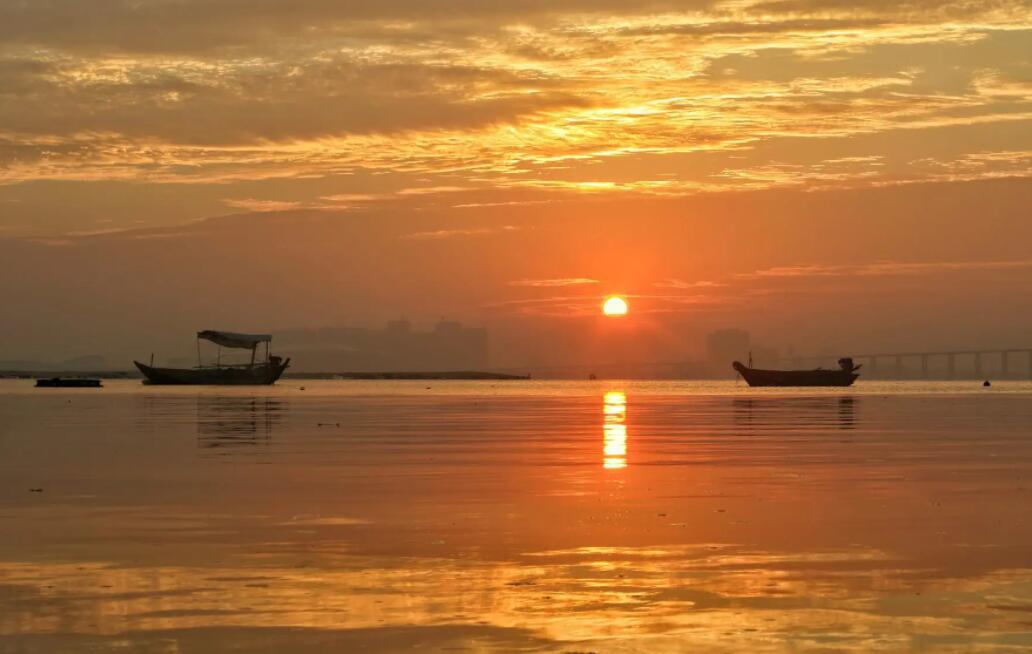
[{"x1": 35, "y1": 378, "x2": 103, "y2": 388}]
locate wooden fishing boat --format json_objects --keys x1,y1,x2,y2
[
  {"x1": 135, "y1": 330, "x2": 290, "y2": 385},
  {"x1": 733, "y1": 357, "x2": 861, "y2": 387}
]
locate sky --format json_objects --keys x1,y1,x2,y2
[{"x1": 0, "y1": 0, "x2": 1030, "y2": 368}]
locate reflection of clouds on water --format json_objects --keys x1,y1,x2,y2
[
  {"x1": 197, "y1": 397, "x2": 284, "y2": 450},
  {"x1": 732, "y1": 396, "x2": 857, "y2": 431},
  {"x1": 10, "y1": 388, "x2": 1032, "y2": 652},
  {"x1": 603, "y1": 391, "x2": 627, "y2": 469},
  {"x1": 3, "y1": 543, "x2": 1031, "y2": 652}
]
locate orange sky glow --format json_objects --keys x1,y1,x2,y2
[{"x1": 0, "y1": 0, "x2": 1029, "y2": 366}]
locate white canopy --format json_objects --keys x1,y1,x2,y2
[{"x1": 197, "y1": 330, "x2": 272, "y2": 349}]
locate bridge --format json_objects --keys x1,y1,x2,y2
[
  {"x1": 491, "y1": 347, "x2": 1032, "y2": 380},
  {"x1": 779, "y1": 348, "x2": 1032, "y2": 380}
]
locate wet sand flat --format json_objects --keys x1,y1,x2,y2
[{"x1": 1, "y1": 380, "x2": 1031, "y2": 652}]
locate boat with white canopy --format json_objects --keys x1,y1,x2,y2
[{"x1": 134, "y1": 330, "x2": 290, "y2": 385}]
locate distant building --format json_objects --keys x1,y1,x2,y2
[{"x1": 277, "y1": 321, "x2": 488, "y2": 372}]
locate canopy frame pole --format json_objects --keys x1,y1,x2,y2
[
  {"x1": 250, "y1": 344, "x2": 256, "y2": 368},
  {"x1": 196, "y1": 338, "x2": 201, "y2": 369},
  {"x1": 217, "y1": 345, "x2": 221, "y2": 368}
]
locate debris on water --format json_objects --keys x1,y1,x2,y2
[
  {"x1": 983, "y1": 380, "x2": 991, "y2": 387},
  {"x1": 299, "y1": 386, "x2": 306, "y2": 390},
  {"x1": 28, "y1": 488, "x2": 43, "y2": 493},
  {"x1": 657, "y1": 513, "x2": 667, "y2": 517}
]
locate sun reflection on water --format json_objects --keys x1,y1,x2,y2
[{"x1": 603, "y1": 391, "x2": 627, "y2": 469}]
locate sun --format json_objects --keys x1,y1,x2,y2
[{"x1": 602, "y1": 296, "x2": 629, "y2": 316}]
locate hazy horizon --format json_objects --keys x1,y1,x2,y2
[{"x1": 4, "y1": 177, "x2": 1032, "y2": 370}]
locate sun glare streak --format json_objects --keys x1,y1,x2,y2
[{"x1": 603, "y1": 391, "x2": 628, "y2": 469}]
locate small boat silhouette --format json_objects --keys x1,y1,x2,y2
[
  {"x1": 135, "y1": 330, "x2": 290, "y2": 385},
  {"x1": 733, "y1": 357, "x2": 860, "y2": 387}
]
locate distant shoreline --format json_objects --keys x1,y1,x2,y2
[
  {"x1": 0, "y1": 371, "x2": 134, "y2": 380},
  {"x1": 286, "y1": 371, "x2": 531, "y2": 380},
  {"x1": 0, "y1": 370, "x2": 530, "y2": 381}
]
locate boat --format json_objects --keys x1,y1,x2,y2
[
  {"x1": 135, "y1": 330, "x2": 290, "y2": 385},
  {"x1": 733, "y1": 357, "x2": 861, "y2": 387},
  {"x1": 35, "y1": 377, "x2": 103, "y2": 388}
]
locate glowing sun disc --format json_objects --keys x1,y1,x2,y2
[{"x1": 603, "y1": 296, "x2": 629, "y2": 316}]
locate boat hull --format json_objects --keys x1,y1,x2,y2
[
  {"x1": 134, "y1": 360, "x2": 289, "y2": 385},
  {"x1": 733, "y1": 361, "x2": 858, "y2": 387}
]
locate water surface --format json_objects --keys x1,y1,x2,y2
[{"x1": 1, "y1": 380, "x2": 1031, "y2": 652}]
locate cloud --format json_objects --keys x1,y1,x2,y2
[
  {"x1": 489, "y1": 291, "x2": 732, "y2": 316},
  {"x1": 401, "y1": 225, "x2": 520, "y2": 240},
  {"x1": 0, "y1": 56, "x2": 591, "y2": 146},
  {"x1": 223, "y1": 198, "x2": 304, "y2": 212},
  {"x1": 653, "y1": 279, "x2": 724, "y2": 289},
  {"x1": 0, "y1": 0, "x2": 1029, "y2": 222},
  {"x1": 742, "y1": 259, "x2": 1032, "y2": 279},
  {"x1": 318, "y1": 193, "x2": 384, "y2": 204},
  {"x1": 972, "y1": 70, "x2": 1032, "y2": 99},
  {"x1": 0, "y1": 1, "x2": 707, "y2": 54},
  {"x1": 613, "y1": 17, "x2": 892, "y2": 38},
  {"x1": 453, "y1": 199, "x2": 554, "y2": 208},
  {"x1": 509, "y1": 278, "x2": 600, "y2": 287},
  {"x1": 489, "y1": 256, "x2": 1032, "y2": 317},
  {"x1": 397, "y1": 186, "x2": 474, "y2": 196}
]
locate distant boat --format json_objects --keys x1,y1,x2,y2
[
  {"x1": 135, "y1": 330, "x2": 290, "y2": 385},
  {"x1": 35, "y1": 377, "x2": 102, "y2": 388},
  {"x1": 733, "y1": 357, "x2": 861, "y2": 387}
]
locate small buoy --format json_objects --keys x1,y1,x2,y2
[
  {"x1": 983, "y1": 380, "x2": 991, "y2": 387},
  {"x1": 300, "y1": 386, "x2": 306, "y2": 391}
]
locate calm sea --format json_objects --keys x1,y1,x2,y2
[{"x1": 2, "y1": 380, "x2": 1031, "y2": 652}]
